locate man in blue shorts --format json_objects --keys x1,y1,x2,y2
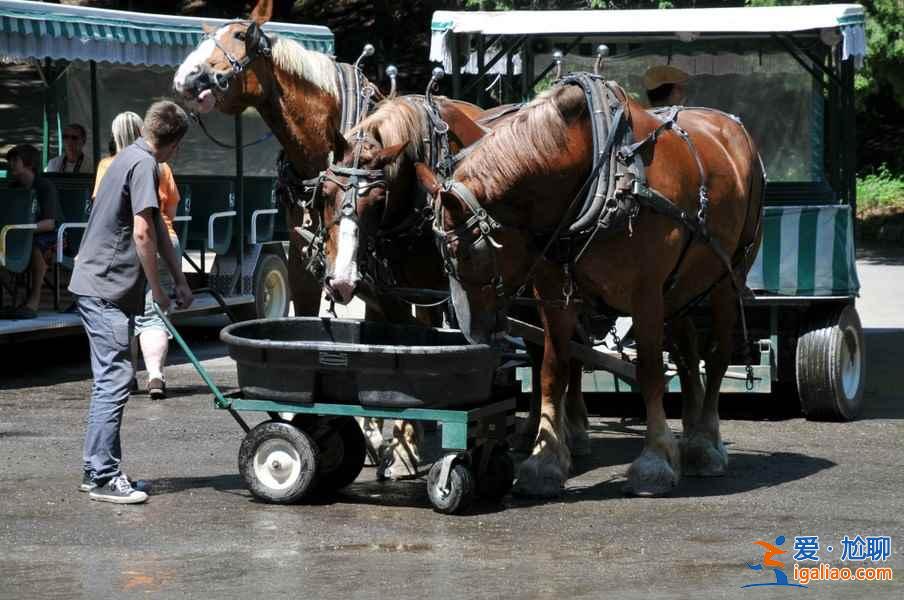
[
  {"x1": 69, "y1": 101, "x2": 194, "y2": 504},
  {"x1": 3, "y1": 144, "x2": 62, "y2": 318}
]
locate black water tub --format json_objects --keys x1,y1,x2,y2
[{"x1": 220, "y1": 318, "x2": 500, "y2": 408}]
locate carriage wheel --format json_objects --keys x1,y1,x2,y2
[
  {"x1": 427, "y1": 457, "x2": 474, "y2": 515},
  {"x1": 309, "y1": 417, "x2": 367, "y2": 493},
  {"x1": 796, "y1": 303, "x2": 865, "y2": 421},
  {"x1": 254, "y1": 254, "x2": 290, "y2": 319},
  {"x1": 238, "y1": 421, "x2": 318, "y2": 503},
  {"x1": 474, "y1": 444, "x2": 515, "y2": 501}
]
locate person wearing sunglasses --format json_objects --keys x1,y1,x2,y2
[{"x1": 46, "y1": 123, "x2": 92, "y2": 173}]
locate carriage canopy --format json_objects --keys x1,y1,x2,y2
[{"x1": 0, "y1": 0, "x2": 333, "y2": 66}]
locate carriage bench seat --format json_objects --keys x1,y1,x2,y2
[{"x1": 0, "y1": 189, "x2": 37, "y2": 275}]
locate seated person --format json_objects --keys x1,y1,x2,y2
[
  {"x1": 643, "y1": 65, "x2": 690, "y2": 108},
  {"x1": 4, "y1": 144, "x2": 62, "y2": 318},
  {"x1": 46, "y1": 123, "x2": 92, "y2": 173}
]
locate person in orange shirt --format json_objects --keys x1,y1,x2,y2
[{"x1": 93, "y1": 111, "x2": 183, "y2": 399}]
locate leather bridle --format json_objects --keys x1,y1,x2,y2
[{"x1": 203, "y1": 21, "x2": 272, "y2": 94}]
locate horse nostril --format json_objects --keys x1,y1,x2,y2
[{"x1": 214, "y1": 72, "x2": 229, "y2": 90}]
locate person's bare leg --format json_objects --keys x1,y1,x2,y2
[
  {"x1": 140, "y1": 328, "x2": 169, "y2": 397},
  {"x1": 24, "y1": 247, "x2": 47, "y2": 311}
]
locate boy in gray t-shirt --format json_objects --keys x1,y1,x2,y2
[{"x1": 70, "y1": 101, "x2": 193, "y2": 504}]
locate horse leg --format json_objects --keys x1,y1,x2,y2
[
  {"x1": 512, "y1": 307, "x2": 575, "y2": 497},
  {"x1": 565, "y1": 359, "x2": 591, "y2": 457},
  {"x1": 379, "y1": 420, "x2": 423, "y2": 480},
  {"x1": 683, "y1": 280, "x2": 735, "y2": 477},
  {"x1": 625, "y1": 288, "x2": 680, "y2": 496},
  {"x1": 668, "y1": 316, "x2": 705, "y2": 439}
]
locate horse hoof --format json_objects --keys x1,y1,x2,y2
[
  {"x1": 568, "y1": 429, "x2": 591, "y2": 457},
  {"x1": 624, "y1": 451, "x2": 678, "y2": 497},
  {"x1": 512, "y1": 456, "x2": 566, "y2": 498},
  {"x1": 681, "y1": 435, "x2": 728, "y2": 478},
  {"x1": 376, "y1": 447, "x2": 420, "y2": 481}
]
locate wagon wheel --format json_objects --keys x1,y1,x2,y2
[
  {"x1": 308, "y1": 416, "x2": 367, "y2": 494},
  {"x1": 238, "y1": 420, "x2": 318, "y2": 504},
  {"x1": 796, "y1": 303, "x2": 865, "y2": 421},
  {"x1": 473, "y1": 443, "x2": 515, "y2": 501},
  {"x1": 427, "y1": 456, "x2": 475, "y2": 515}
]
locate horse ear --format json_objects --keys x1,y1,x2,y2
[
  {"x1": 245, "y1": 22, "x2": 263, "y2": 56},
  {"x1": 374, "y1": 143, "x2": 407, "y2": 169},
  {"x1": 249, "y1": 0, "x2": 273, "y2": 25},
  {"x1": 414, "y1": 162, "x2": 441, "y2": 196},
  {"x1": 440, "y1": 103, "x2": 488, "y2": 149}
]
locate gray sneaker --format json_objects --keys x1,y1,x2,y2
[
  {"x1": 79, "y1": 472, "x2": 97, "y2": 492},
  {"x1": 89, "y1": 474, "x2": 148, "y2": 504},
  {"x1": 80, "y1": 473, "x2": 150, "y2": 494}
]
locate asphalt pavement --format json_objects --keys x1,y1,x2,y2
[{"x1": 0, "y1": 247, "x2": 902, "y2": 599}]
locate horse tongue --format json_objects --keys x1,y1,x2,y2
[{"x1": 197, "y1": 89, "x2": 216, "y2": 114}]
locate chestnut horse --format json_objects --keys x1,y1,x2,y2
[
  {"x1": 173, "y1": 0, "x2": 370, "y2": 316},
  {"x1": 315, "y1": 95, "x2": 491, "y2": 478},
  {"x1": 317, "y1": 95, "x2": 592, "y2": 478},
  {"x1": 417, "y1": 79, "x2": 763, "y2": 497}
]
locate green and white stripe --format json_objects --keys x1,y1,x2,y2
[
  {"x1": 0, "y1": 0, "x2": 334, "y2": 66},
  {"x1": 747, "y1": 204, "x2": 859, "y2": 296}
]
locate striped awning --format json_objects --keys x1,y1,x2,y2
[
  {"x1": 0, "y1": 0, "x2": 334, "y2": 66},
  {"x1": 747, "y1": 205, "x2": 860, "y2": 297}
]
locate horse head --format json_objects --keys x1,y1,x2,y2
[
  {"x1": 319, "y1": 133, "x2": 407, "y2": 305},
  {"x1": 415, "y1": 163, "x2": 533, "y2": 346},
  {"x1": 318, "y1": 96, "x2": 488, "y2": 306}
]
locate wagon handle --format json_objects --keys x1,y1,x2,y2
[{"x1": 153, "y1": 300, "x2": 231, "y2": 410}]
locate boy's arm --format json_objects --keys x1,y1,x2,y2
[
  {"x1": 154, "y1": 214, "x2": 193, "y2": 309},
  {"x1": 134, "y1": 208, "x2": 167, "y2": 310}
]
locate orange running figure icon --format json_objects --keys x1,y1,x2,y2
[{"x1": 752, "y1": 538, "x2": 787, "y2": 569}]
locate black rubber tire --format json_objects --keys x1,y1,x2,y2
[
  {"x1": 252, "y1": 253, "x2": 290, "y2": 319},
  {"x1": 427, "y1": 459, "x2": 474, "y2": 515},
  {"x1": 238, "y1": 420, "x2": 319, "y2": 504},
  {"x1": 796, "y1": 303, "x2": 865, "y2": 421},
  {"x1": 474, "y1": 444, "x2": 515, "y2": 501},
  {"x1": 310, "y1": 417, "x2": 367, "y2": 493}
]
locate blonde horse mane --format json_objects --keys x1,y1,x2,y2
[
  {"x1": 347, "y1": 97, "x2": 428, "y2": 181},
  {"x1": 457, "y1": 84, "x2": 587, "y2": 201},
  {"x1": 270, "y1": 37, "x2": 339, "y2": 99}
]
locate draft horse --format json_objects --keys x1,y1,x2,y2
[
  {"x1": 313, "y1": 94, "x2": 491, "y2": 478},
  {"x1": 173, "y1": 0, "x2": 375, "y2": 316},
  {"x1": 417, "y1": 76, "x2": 764, "y2": 497},
  {"x1": 316, "y1": 94, "x2": 592, "y2": 478}
]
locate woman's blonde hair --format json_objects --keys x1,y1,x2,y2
[{"x1": 111, "y1": 111, "x2": 143, "y2": 152}]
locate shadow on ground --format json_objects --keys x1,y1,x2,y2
[{"x1": 0, "y1": 325, "x2": 229, "y2": 389}]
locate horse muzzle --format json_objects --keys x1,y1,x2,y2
[
  {"x1": 324, "y1": 275, "x2": 358, "y2": 306},
  {"x1": 174, "y1": 67, "x2": 229, "y2": 113}
]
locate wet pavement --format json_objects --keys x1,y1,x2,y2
[{"x1": 1, "y1": 323, "x2": 901, "y2": 600}]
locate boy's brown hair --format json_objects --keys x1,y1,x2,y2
[
  {"x1": 6, "y1": 144, "x2": 41, "y2": 174},
  {"x1": 143, "y1": 101, "x2": 190, "y2": 147}
]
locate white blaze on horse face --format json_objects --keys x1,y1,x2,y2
[
  {"x1": 330, "y1": 217, "x2": 360, "y2": 304},
  {"x1": 174, "y1": 24, "x2": 234, "y2": 103},
  {"x1": 173, "y1": 38, "x2": 217, "y2": 95}
]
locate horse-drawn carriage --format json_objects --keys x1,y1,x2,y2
[
  {"x1": 159, "y1": 0, "x2": 870, "y2": 509},
  {"x1": 2, "y1": 0, "x2": 869, "y2": 511}
]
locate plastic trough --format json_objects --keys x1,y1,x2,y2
[{"x1": 221, "y1": 317, "x2": 500, "y2": 408}]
